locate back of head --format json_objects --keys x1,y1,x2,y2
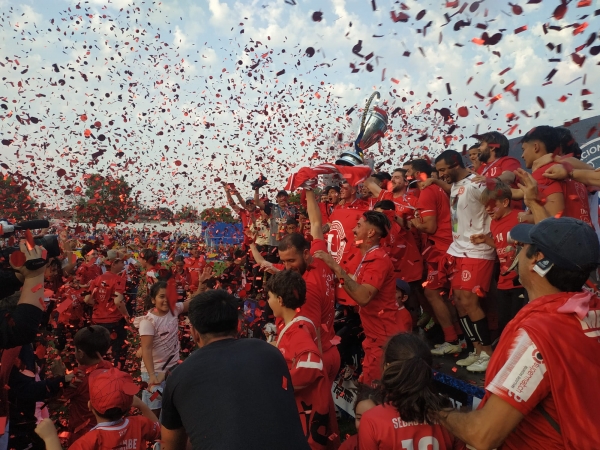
[
  {"x1": 381, "y1": 333, "x2": 441, "y2": 424},
  {"x1": 89, "y1": 367, "x2": 139, "y2": 421},
  {"x1": 278, "y1": 232, "x2": 310, "y2": 254},
  {"x1": 520, "y1": 125, "x2": 560, "y2": 155},
  {"x1": 478, "y1": 131, "x2": 509, "y2": 157},
  {"x1": 409, "y1": 159, "x2": 433, "y2": 177},
  {"x1": 373, "y1": 172, "x2": 391, "y2": 182},
  {"x1": 435, "y1": 150, "x2": 465, "y2": 168},
  {"x1": 555, "y1": 126, "x2": 582, "y2": 159},
  {"x1": 189, "y1": 289, "x2": 239, "y2": 337},
  {"x1": 373, "y1": 199, "x2": 396, "y2": 211},
  {"x1": 363, "y1": 210, "x2": 391, "y2": 239},
  {"x1": 74, "y1": 325, "x2": 111, "y2": 359},
  {"x1": 140, "y1": 248, "x2": 158, "y2": 265},
  {"x1": 265, "y1": 269, "x2": 306, "y2": 310}
]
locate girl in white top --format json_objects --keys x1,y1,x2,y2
[{"x1": 135, "y1": 280, "x2": 191, "y2": 416}]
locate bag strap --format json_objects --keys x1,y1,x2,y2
[{"x1": 536, "y1": 404, "x2": 561, "y2": 435}]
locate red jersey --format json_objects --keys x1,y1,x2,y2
[
  {"x1": 359, "y1": 404, "x2": 464, "y2": 450},
  {"x1": 377, "y1": 190, "x2": 418, "y2": 221},
  {"x1": 379, "y1": 211, "x2": 423, "y2": 283},
  {"x1": 335, "y1": 198, "x2": 369, "y2": 210},
  {"x1": 68, "y1": 416, "x2": 160, "y2": 450},
  {"x1": 415, "y1": 185, "x2": 453, "y2": 255},
  {"x1": 56, "y1": 284, "x2": 86, "y2": 326},
  {"x1": 172, "y1": 267, "x2": 192, "y2": 301},
  {"x1": 184, "y1": 257, "x2": 206, "y2": 292},
  {"x1": 76, "y1": 262, "x2": 103, "y2": 285},
  {"x1": 490, "y1": 209, "x2": 522, "y2": 290},
  {"x1": 63, "y1": 360, "x2": 114, "y2": 445},
  {"x1": 277, "y1": 316, "x2": 335, "y2": 450},
  {"x1": 339, "y1": 434, "x2": 357, "y2": 450},
  {"x1": 90, "y1": 272, "x2": 126, "y2": 324},
  {"x1": 356, "y1": 247, "x2": 411, "y2": 344},
  {"x1": 533, "y1": 162, "x2": 591, "y2": 224},
  {"x1": 479, "y1": 156, "x2": 521, "y2": 179},
  {"x1": 482, "y1": 291, "x2": 600, "y2": 449}
]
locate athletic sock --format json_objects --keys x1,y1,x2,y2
[
  {"x1": 472, "y1": 317, "x2": 492, "y2": 347},
  {"x1": 459, "y1": 315, "x2": 477, "y2": 343},
  {"x1": 442, "y1": 326, "x2": 458, "y2": 343}
]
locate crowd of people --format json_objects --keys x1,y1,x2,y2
[{"x1": 0, "y1": 124, "x2": 599, "y2": 449}]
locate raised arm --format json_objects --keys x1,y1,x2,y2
[
  {"x1": 222, "y1": 183, "x2": 241, "y2": 214},
  {"x1": 254, "y1": 187, "x2": 266, "y2": 210},
  {"x1": 305, "y1": 189, "x2": 324, "y2": 241},
  {"x1": 364, "y1": 177, "x2": 383, "y2": 197}
]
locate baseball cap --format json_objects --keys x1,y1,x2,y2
[
  {"x1": 509, "y1": 217, "x2": 599, "y2": 271},
  {"x1": 245, "y1": 197, "x2": 255, "y2": 203},
  {"x1": 276, "y1": 190, "x2": 289, "y2": 198},
  {"x1": 89, "y1": 367, "x2": 139, "y2": 415},
  {"x1": 325, "y1": 185, "x2": 341, "y2": 194},
  {"x1": 395, "y1": 279, "x2": 411, "y2": 294},
  {"x1": 104, "y1": 249, "x2": 121, "y2": 264}
]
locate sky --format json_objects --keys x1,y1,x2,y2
[{"x1": 0, "y1": 0, "x2": 598, "y2": 215}]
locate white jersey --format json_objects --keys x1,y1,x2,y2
[{"x1": 447, "y1": 174, "x2": 496, "y2": 260}]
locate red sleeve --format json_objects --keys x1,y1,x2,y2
[
  {"x1": 310, "y1": 238, "x2": 328, "y2": 255},
  {"x1": 140, "y1": 417, "x2": 161, "y2": 441},
  {"x1": 357, "y1": 411, "x2": 379, "y2": 450},
  {"x1": 416, "y1": 187, "x2": 437, "y2": 217},
  {"x1": 68, "y1": 432, "x2": 96, "y2": 450},
  {"x1": 290, "y1": 350, "x2": 324, "y2": 389}
]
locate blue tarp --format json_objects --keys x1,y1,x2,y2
[{"x1": 201, "y1": 221, "x2": 244, "y2": 246}]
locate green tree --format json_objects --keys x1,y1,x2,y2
[
  {"x1": 175, "y1": 204, "x2": 199, "y2": 222},
  {"x1": 75, "y1": 173, "x2": 135, "y2": 224},
  {"x1": 200, "y1": 206, "x2": 238, "y2": 223},
  {"x1": 0, "y1": 174, "x2": 38, "y2": 221}
]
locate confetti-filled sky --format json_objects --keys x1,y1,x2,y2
[{"x1": 1, "y1": 0, "x2": 598, "y2": 213}]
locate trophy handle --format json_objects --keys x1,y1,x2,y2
[{"x1": 354, "y1": 91, "x2": 381, "y2": 153}]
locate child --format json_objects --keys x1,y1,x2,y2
[
  {"x1": 265, "y1": 270, "x2": 337, "y2": 450},
  {"x1": 36, "y1": 367, "x2": 160, "y2": 450},
  {"x1": 135, "y1": 281, "x2": 190, "y2": 417},
  {"x1": 62, "y1": 325, "x2": 113, "y2": 446},
  {"x1": 358, "y1": 333, "x2": 465, "y2": 450},
  {"x1": 339, "y1": 385, "x2": 381, "y2": 450},
  {"x1": 394, "y1": 279, "x2": 414, "y2": 332},
  {"x1": 471, "y1": 180, "x2": 528, "y2": 337}
]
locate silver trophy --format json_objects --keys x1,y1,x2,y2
[{"x1": 336, "y1": 91, "x2": 388, "y2": 166}]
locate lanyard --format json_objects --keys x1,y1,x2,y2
[
  {"x1": 480, "y1": 157, "x2": 502, "y2": 176},
  {"x1": 354, "y1": 245, "x2": 379, "y2": 281}
]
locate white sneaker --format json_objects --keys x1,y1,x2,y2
[
  {"x1": 467, "y1": 351, "x2": 491, "y2": 372},
  {"x1": 431, "y1": 341, "x2": 462, "y2": 356},
  {"x1": 456, "y1": 351, "x2": 479, "y2": 367}
]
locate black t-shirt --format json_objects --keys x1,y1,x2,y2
[{"x1": 161, "y1": 338, "x2": 311, "y2": 450}]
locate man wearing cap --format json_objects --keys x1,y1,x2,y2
[
  {"x1": 84, "y1": 251, "x2": 129, "y2": 368},
  {"x1": 254, "y1": 187, "x2": 298, "y2": 249},
  {"x1": 439, "y1": 217, "x2": 600, "y2": 449}
]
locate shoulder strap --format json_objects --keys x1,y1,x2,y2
[{"x1": 536, "y1": 403, "x2": 561, "y2": 435}]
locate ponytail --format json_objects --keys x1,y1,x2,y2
[{"x1": 380, "y1": 333, "x2": 442, "y2": 424}]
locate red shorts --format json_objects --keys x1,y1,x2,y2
[
  {"x1": 449, "y1": 256, "x2": 495, "y2": 294},
  {"x1": 423, "y1": 245, "x2": 450, "y2": 291}
]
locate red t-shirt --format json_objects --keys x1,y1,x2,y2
[
  {"x1": 356, "y1": 247, "x2": 410, "y2": 344},
  {"x1": 172, "y1": 267, "x2": 192, "y2": 300},
  {"x1": 89, "y1": 272, "x2": 126, "y2": 324},
  {"x1": 379, "y1": 215, "x2": 423, "y2": 283},
  {"x1": 480, "y1": 156, "x2": 521, "y2": 179},
  {"x1": 415, "y1": 185, "x2": 452, "y2": 254},
  {"x1": 533, "y1": 162, "x2": 592, "y2": 224},
  {"x1": 63, "y1": 360, "x2": 114, "y2": 445},
  {"x1": 185, "y1": 256, "x2": 206, "y2": 292},
  {"x1": 490, "y1": 209, "x2": 522, "y2": 290},
  {"x1": 358, "y1": 404, "x2": 464, "y2": 450},
  {"x1": 302, "y1": 239, "x2": 337, "y2": 352},
  {"x1": 339, "y1": 434, "x2": 358, "y2": 450},
  {"x1": 68, "y1": 416, "x2": 161, "y2": 450}
]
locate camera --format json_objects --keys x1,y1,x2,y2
[
  {"x1": 0, "y1": 219, "x2": 61, "y2": 269},
  {"x1": 250, "y1": 174, "x2": 268, "y2": 190}
]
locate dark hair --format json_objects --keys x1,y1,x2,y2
[
  {"x1": 380, "y1": 333, "x2": 442, "y2": 424},
  {"x1": 188, "y1": 289, "x2": 239, "y2": 336},
  {"x1": 409, "y1": 159, "x2": 433, "y2": 177},
  {"x1": 140, "y1": 248, "x2": 158, "y2": 265},
  {"x1": 81, "y1": 243, "x2": 93, "y2": 256},
  {"x1": 285, "y1": 218, "x2": 299, "y2": 226},
  {"x1": 435, "y1": 150, "x2": 465, "y2": 168},
  {"x1": 525, "y1": 245, "x2": 594, "y2": 292},
  {"x1": 373, "y1": 200, "x2": 396, "y2": 211},
  {"x1": 355, "y1": 384, "x2": 382, "y2": 412},
  {"x1": 278, "y1": 233, "x2": 310, "y2": 253},
  {"x1": 74, "y1": 325, "x2": 111, "y2": 359},
  {"x1": 478, "y1": 131, "x2": 509, "y2": 157},
  {"x1": 173, "y1": 255, "x2": 184, "y2": 263},
  {"x1": 145, "y1": 281, "x2": 168, "y2": 310},
  {"x1": 520, "y1": 125, "x2": 560, "y2": 155},
  {"x1": 555, "y1": 127, "x2": 582, "y2": 159},
  {"x1": 363, "y1": 211, "x2": 390, "y2": 239},
  {"x1": 373, "y1": 172, "x2": 391, "y2": 182},
  {"x1": 95, "y1": 406, "x2": 126, "y2": 421},
  {"x1": 468, "y1": 143, "x2": 480, "y2": 151},
  {"x1": 480, "y1": 180, "x2": 512, "y2": 205},
  {"x1": 265, "y1": 269, "x2": 306, "y2": 310}
]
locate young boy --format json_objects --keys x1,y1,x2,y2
[
  {"x1": 62, "y1": 325, "x2": 113, "y2": 445},
  {"x1": 471, "y1": 180, "x2": 528, "y2": 336},
  {"x1": 36, "y1": 367, "x2": 160, "y2": 450},
  {"x1": 395, "y1": 279, "x2": 413, "y2": 331},
  {"x1": 265, "y1": 270, "x2": 336, "y2": 450}
]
